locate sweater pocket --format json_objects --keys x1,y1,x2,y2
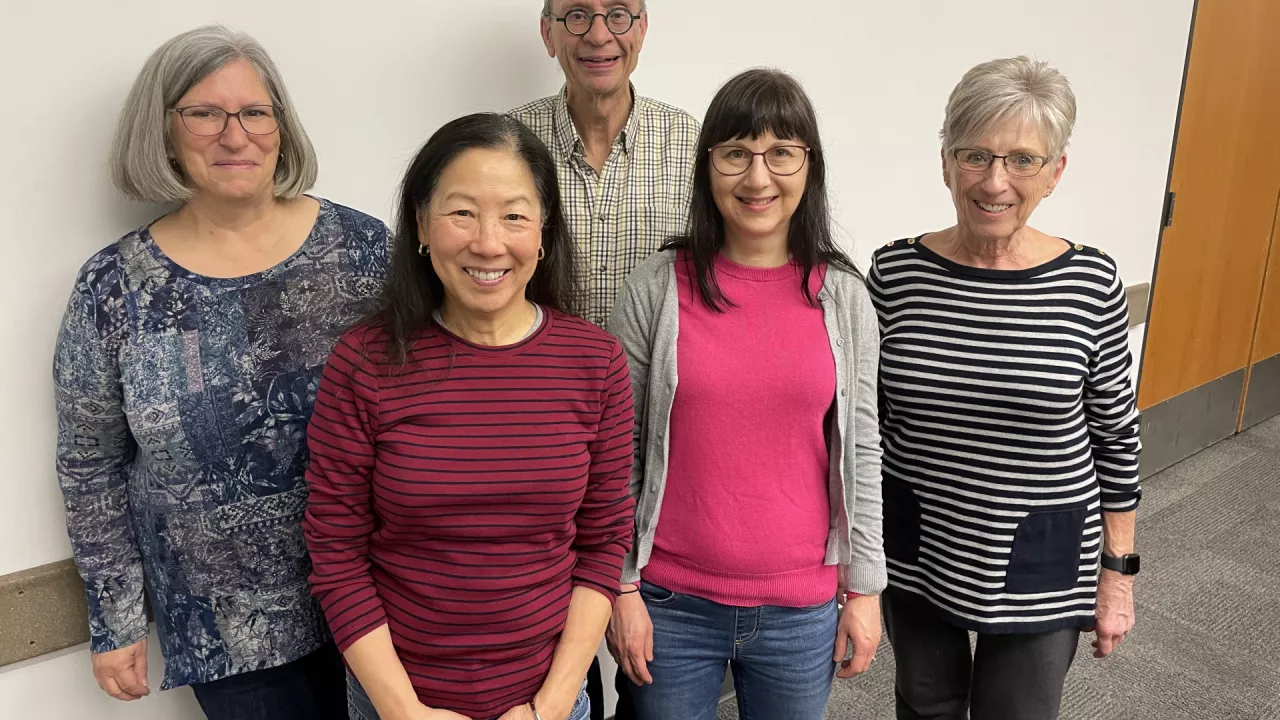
[
  {"x1": 882, "y1": 479, "x2": 922, "y2": 564},
  {"x1": 1005, "y1": 507, "x2": 1087, "y2": 594}
]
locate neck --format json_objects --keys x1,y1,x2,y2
[
  {"x1": 178, "y1": 191, "x2": 280, "y2": 238},
  {"x1": 721, "y1": 228, "x2": 790, "y2": 268},
  {"x1": 565, "y1": 83, "x2": 632, "y2": 153},
  {"x1": 440, "y1": 298, "x2": 538, "y2": 346},
  {"x1": 944, "y1": 224, "x2": 1036, "y2": 270}
]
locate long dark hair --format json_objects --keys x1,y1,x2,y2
[
  {"x1": 380, "y1": 113, "x2": 577, "y2": 362},
  {"x1": 664, "y1": 68, "x2": 857, "y2": 311}
]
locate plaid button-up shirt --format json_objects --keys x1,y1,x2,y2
[{"x1": 510, "y1": 86, "x2": 700, "y2": 326}]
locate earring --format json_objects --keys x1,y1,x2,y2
[
  {"x1": 537, "y1": 246, "x2": 546, "y2": 260},
  {"x1": 1044, "y1": 188, "x2": 1054, "y2": 198},
  {"x1": 418, "y1": 243, "x2": 430, "y2": 256}
]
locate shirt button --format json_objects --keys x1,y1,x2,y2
[
  {"x1": 598, "y1": 213, "x2": 607, "y2": 221},
  {"x1": 599, "y1": 264, "x2": 608, "y2": 272}
]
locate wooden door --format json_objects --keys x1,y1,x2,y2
[{"x1": 1138, "y1": 0, "x2": 1280, "y2": 472}]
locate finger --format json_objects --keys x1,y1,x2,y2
[
  {"x1": 133, "y1": 647, "x2": 150, "y2": 691},
  {"x1": 1094, "y1": 633, "x2": 1117, "y2": 658},
  {"x1": 833, "y1": 627, "x2": 849, "y2": 663},
  {"x1": 101, "y1": 676, "x2": 139, "y2": 702},
  {"x1": 631, "y1": 650, "x2": 654, "y2": 685},
  {"x1": 621, "y1": 655, "x2": 646, "y2": 687},
  {"x1": 644, "y1": 626, "x2": 654, "y2": 663},
  {"x1": 115, "y1": 664, "x2": 148, "y2": 698}
]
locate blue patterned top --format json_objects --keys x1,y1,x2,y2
[{"x1": 53, "y1": 198, "x2": 390, "y2": 689}]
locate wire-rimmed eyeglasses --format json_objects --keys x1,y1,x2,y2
[
  {"x1": 169, "y1": 105, "x2": 281, "y2": 137},
  {"x1": 709, "y1": 145, "x2": 811, "y2": 176},
  {"x1": 952, "y1": 148, "x2": 1050, "y2": 177}
]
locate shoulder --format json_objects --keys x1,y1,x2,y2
[
  {"x1": 822, "y1": 262, "x2": 874, "y2": 312},
  {"x1": 622, "y1": 248, "x2": 677, "y2": 295},
  {"x1": 70, "y1": 228, "x2": 154, "y2": 302},
  {"x1": 871, "y1": 239, "x2": 919, "y2": 270},
  {"x1": 317, "y1": 198, "x2": 391, "y2": 240},
  {"x1": 635, "y1": 95, "x2": 700, "y2": 130},
  {"x1": 508, "y1": 95, "x2": 559, "y2": 124},
  {"x1": 547, "y1": 310, "x2": 625, "y2": 360},
  {"x1": 331, "y1": 318, "x2": 392, "y2": 365}
]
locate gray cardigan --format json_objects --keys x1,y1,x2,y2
[{"x1": 607, "y1": 250, "x2": 888, "y2": 596}]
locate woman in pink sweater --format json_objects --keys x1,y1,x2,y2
[{"x1": 605, "y1": 69, "x2": 886, "y2": 720}]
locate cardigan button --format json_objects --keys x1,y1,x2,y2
[{"x1": 837, "y1": 338, "x2": 844, "y2": 347}]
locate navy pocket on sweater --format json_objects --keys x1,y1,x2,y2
[
  {"x1": 1005, "y1": 507, "x2": 1087, "y2": 594},
  {"x1": 882, "y1": 479, "x2": 922, "y2": 564}
]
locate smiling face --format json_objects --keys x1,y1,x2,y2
[
  {"x1": 709, "y1": 131, "x2": 809, "y2": 248},
  {"x1": 541, "y1": 0, "x2": 647, "y2": 100},
  {"x1": 168, "y1": 58, "x2": 280, "y2": 202},
  {"x1": 944, "y1": 115, "x2": 1066, "y2": 242},
  {"x1": 421, "y1": 146, "x2": 543, "y2": 324}
]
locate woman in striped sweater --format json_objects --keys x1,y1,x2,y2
[
  {"x1": 302, "y1": 114, "x2": 636, "y2": 720},
  {"x1": 868, "y1": 57, "x2": 1142, "y2": 720}
]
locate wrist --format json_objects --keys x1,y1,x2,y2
[
  {"x1": 532, "y1": 690, "x2": 571, "y2": 720},
  {"x1": 1099, "y1": 568, "x2": 1136, "y2": 587}
]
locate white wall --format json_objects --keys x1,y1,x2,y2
[{"x1": 1, "y1": 1, "x2": 1190, "y2": 717}]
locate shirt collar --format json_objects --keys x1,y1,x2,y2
[{"x1": 553, "y1": 83, "x2": 644, "y2": 157}]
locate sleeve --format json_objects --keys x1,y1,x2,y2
[
  {"x1": 845, "y1": 281, "x2": 889, "y2": 595},
  {"x1": 606, "y1": 279, "x2": 652, "y2": 585},
  {"x1": 1086, "y1": 269, "x2": 1143, "y2": 511},
  {"x1": 302, "y1": 330, "x2": 387, "y2": 651},
  {"x1": 53, "y1": 280, "x2": 148, "y2": 653},
  {"x1": 570, "y1": 342, "x2": 637, "y2": 602}
]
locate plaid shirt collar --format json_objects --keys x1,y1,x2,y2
[{"x1": 551, "y1": 83, "x2": 643, "y2": 158}]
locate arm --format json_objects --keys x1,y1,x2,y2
[
  {"x1": 530, "y1": 345, "x2": 636, "y2": 720},
  {"x1": 605, "y1": 279, "x2": 651, "y2": 586},
  {"x1": 303, "y1": 334, "x2": 422, "y2": 717},
  {"x1": 845, "y1": 282, "x2": 887, "y2": 596},
  {"x1": 834, "y1": 282, "x2": 887, "y2": 677},
  {"x1": 1084, "y1": 270, "x2": 1142, "y2": 658},
  {"x1": 53, "y1": 278, "x2": 150, "y2": 700}
]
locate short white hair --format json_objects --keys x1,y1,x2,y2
[
  {"x1": 940, "y1": 56, "x2": 1077, "y2": 158},
  {"x1": 542, "y1": 0, "x2": 647, "y2": 16},
  {"x1": 110, "y1": 25, "x2": 318, "y2": 204}
]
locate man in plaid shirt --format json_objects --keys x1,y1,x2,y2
[
  {"x1": 510, "y1": 2, "x2": 699, "y2": 718},
  {"x1": 511, "y1": 0, "x2": 699, "y2": 328}
]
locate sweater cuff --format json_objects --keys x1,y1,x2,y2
[{"x1": 842, "y1": 562, "x2": 888, "y2": 597}]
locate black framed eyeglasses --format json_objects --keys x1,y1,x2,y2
[
  {"x1": 952, "y1": 148, "x2": 1050, "y2": 178},
  {"x1": 709, "y1": 145, "x2": 811, "y2": 176},
  {"x1": 169, "y1": 104, "x2": 281, "y2": 137},
  {"x1": 551, "y1": 7, "x2": 641, "y2": 36}
]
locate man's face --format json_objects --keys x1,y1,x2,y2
[{"x1": 541, "y1": 1, "x2": 647, "y2": 99}]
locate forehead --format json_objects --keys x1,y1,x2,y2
[
  {"x1": 968, "y1": 114, "x2": 1049, "y2": 154},
  {"x1": 717, "y1": 130, "x2": 797, "y2": 148},
  {"x1": 435, "y1": 147, "x2": 538, "y2": 198},
  {"x1": 178, "y1": 58, "x2": 270, "y2": 103},
  {"x1": 550, "y1": 0, "x2": 638, "y2": 13}
]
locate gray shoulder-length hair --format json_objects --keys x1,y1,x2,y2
[
  {"x1": 110, "y1": 25, "x2": 318, "y2": 204},
  {"x1": 940, "y1": 56, "x2": 1077, "y2": 159}
]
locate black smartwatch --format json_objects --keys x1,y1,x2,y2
[{"x1": 1100, "y1": 553, "x2": 1140, "y2": 576}]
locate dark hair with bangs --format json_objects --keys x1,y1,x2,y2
[{"x1": 663, "y1": 68, "x2": 857, "y2": 311}]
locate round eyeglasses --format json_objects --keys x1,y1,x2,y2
[
  {"x1": 952, "y1": 148, "x2": 1050, "y2": 178},
  {"x1": 169, "y1": 105, "x2": 281, "y2": 137},
  {"x1": 709, "y1": 145, "x2": 811, "y2": 176},
  {"x1": 552, "y1": 8, "x2": 641, "y2": 36}
]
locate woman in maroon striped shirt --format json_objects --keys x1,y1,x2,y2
[{"x1": 303, "y1": 113, "x2": 636, "y2": 720}]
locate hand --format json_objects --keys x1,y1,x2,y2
[
  {"x1": 834, "y1": 594, "x2": 881, "y2": 679},
  {"x1": 606, "y1": 587, "x2": 654, "y2": 686},
  {"x1": 1088, "y1": 569, "x2": 1135, "y2": 658},
  {"x1": 91, "y1": 639, "x2": 150, "y2": 701}
]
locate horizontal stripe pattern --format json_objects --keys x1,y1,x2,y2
[
  {"x1": 303, "y1": 309, "x2": 635, "y2": 719},
  {"x1": 868, "y1": 240, "x2": 1141, "y2": 633}
]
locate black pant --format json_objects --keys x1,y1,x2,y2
[
  {"x1": 881, "y1": 588, "x2": 1080, "y2": 720},
  {"x1": 190, "y1": 642, "x2": 347, "y2": 720},
  {"x1": 584, "y1": 656, "x2": 636, "y2": 720}
]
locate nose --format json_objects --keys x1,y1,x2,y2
[
  {"x1": 741, "y1": 154, "x2": 773, "y2": 190},
  {"x1": 469, "y1": 216, "x2": 507, "y2": 257},
  {"x1": 979, "y1": 160, "x2": 1012, "y2": 194},
  {"x1": 583, "y1": 14, "x2": 614, "y2": 45},
  {"x1": 218, "y1": 113, "x2": 250, "y2": 150}
]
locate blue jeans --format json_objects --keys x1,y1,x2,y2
[
  {"x1": 628, "y1": 582, "x2": 838, "y2": 720},
  {"x1": 189, "y1": 642, "x2": 347, "y2": 720},
  {"x1": 346, "y1": 671, "x2": 590, "y2": 720}
]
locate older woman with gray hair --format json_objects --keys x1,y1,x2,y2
[
  {"x1": 867, "y1": 56, "x2": 1142, "y2": 720},
  {"x1": 53, "y1": 25, "x2": 388, "y2": 719}
]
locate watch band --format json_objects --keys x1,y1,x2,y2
[{"x1": 1101, "y1": 553, "x2": 1140, "y2": 575}]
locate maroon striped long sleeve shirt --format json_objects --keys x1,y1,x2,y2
[{"x1": 303, "y1": 309, "x2": 635, "y2": 719}]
